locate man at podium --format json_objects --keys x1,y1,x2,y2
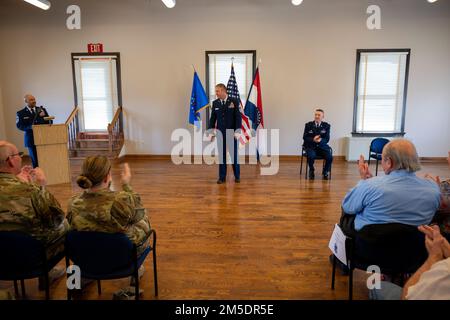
[{"x1": 16, "y1": 94, "x2": 51, "y2": 168}]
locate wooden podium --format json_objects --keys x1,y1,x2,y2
[{"x1": 32, "y1": 124, "x2": 71, "y2": 185}]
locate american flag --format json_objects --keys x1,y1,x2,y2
[{"x1": 226, "y1": 64, "x2": 252, "y2": 146}]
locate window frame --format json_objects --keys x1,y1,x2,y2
[
  {"x1": 352, "y1": 48, "x2": 411, "y2": 137},
  {"x1": 71, "y1": 52, "x2": 123, "y2": 109},
  {"x1": 205, "y1": 50, "x2": 257, "y2": 124}
]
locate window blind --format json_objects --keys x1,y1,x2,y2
[
  {"x1": 75, "y1": 58, "x2": 117, "y2": 131},
  {"x1": 355, "y1": 52, "x2": 409, "y2": 133},
  {"x1": 208, "y1": 53, "x2": 254, "y2": 102}
]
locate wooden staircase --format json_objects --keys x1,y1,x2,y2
[
  {"x1": 66, "y1": 107, "x2": 124, "y2": 160},
  {"x1": 69, "y1": 132, "x2": 120, "y2": 159}
]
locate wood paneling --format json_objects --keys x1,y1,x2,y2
[{"x1": 1, "y1": 159, "x2": 447, "y2": 300}]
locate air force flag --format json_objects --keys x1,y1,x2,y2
[{"x1": 189, "y1": 71, "x2": 209, "y2": 128}]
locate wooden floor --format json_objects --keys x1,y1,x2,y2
[{"x1": 1, "y1": 158, "x2": 448, "y2": 300}]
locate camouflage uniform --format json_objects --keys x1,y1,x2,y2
[
  {"x1": 0, "y1": 173, "x2": 69, "y2": 258},
  {"x1": 67, "y1": 184, "x2": 151, "y2": 255}
]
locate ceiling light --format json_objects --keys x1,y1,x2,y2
[
  {"x1": 23, "y1": 0, "x2": 51, "y2": 10},
  {"x1": 427, "y1": 0, "x2": 438, "y2": 3},
  {"x1": 161, "y1": 0, "x2": 176, "y2": 8},
  {"x1": 292, "y1": 0, "x2": 303, "y2": 6}
]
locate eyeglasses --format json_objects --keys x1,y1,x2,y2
[{"x1": 4, "y1": 152, "x2": 24, "y2": 161}]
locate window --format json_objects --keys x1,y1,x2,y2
[
  {"x1": 353, "y1": 49, "x2": 410, "y2": 136},
  {"x1": 205, "y1": 51, "x2": 256, "y2": 123},
  {"x1": 72, "y1": 53, "x2": 122, "y2": 131}
]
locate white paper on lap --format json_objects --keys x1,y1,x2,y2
[{"x1": 328, "y1": 224, "x2": 347, "y2": 265}]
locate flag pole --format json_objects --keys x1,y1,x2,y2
[
  {"x1": 191, "y1": 65, "x2": 197, "y2": 73},
  {"x1": 247, "y1": 58, "x2": 262, "y2": 163},
  {"x1": 256, "y1": 58, "x2": 262, "y2": 69}
]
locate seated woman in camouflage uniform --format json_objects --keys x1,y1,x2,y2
[{"x1": 67, "y1": 156, "x2": 151, "y2": 255}]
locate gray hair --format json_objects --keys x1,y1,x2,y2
[
  {"x1": 0, "y1": 141, "x2": 14, "y2": 167},
  {"x1": 382, "y1": 139, "x2": 421, "y2": 173}
]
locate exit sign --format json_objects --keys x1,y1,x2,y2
[{"x1": 88, "y1": 43, "x2": 103, "y2": 53}]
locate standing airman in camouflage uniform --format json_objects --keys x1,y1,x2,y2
[{"x1": 67, "y1": 156, "x2": 151, "y2": 256}]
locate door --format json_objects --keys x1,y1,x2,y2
[{"x1": 73, "y1": 54, "x2": 121, "y2": 131}]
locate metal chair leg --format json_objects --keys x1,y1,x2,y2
[
  {"x1": 65, "y1": 256, "x2": 71, "y2": 300},
  {"x1": 13, "y1": 280, "x2": 19, "y2": 297},
  {"x1": 300, "y1": 154, "x2": 304, "y2": 175},
  {"x1": 375, "y1": 159, "x2": 379, "y2": 176},
  {"x1": 97, "y1": 280, "x2": 102, "y2": 295},
  {"x1": 133, "y1": 245, "x2": 140, "y2": 300},
  {"x1": 153, "y1": 232, "x2": 158, "y2": 297},
  {"x1": 134, "y1": 273, "x2": 140, "y2": 300},
  {"x1": 20, "y1": 279, "x2": 26, "y2": 298},
  {"x1": 305, "y1": 158, "x2": 309, "y2": 180},
  {"x1": 331, "y1": 255, "x2": 336, "y2": 290},
  {"x1": 348, "y1": 262, "x2": 353, "y2": 301},
  {"x1": 44, "y1": 273, "x2": 50, "y2": 300}
]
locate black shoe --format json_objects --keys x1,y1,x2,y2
[
  {"x1": 308, "y1": 171, "x2": 315, "y2": 180},
  {"x1": 217, "y1": 179, "x2": 225, "y2": 184},
  {"x1": 323, "y1": 172, "x2": 329, "y2": 180},
  {"x1": 235, "y1": 178, "x2": 240, "y2": 183}
]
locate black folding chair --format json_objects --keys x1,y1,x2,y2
[
  {"x1": 368, "y1": 138, "x2": 390, "y2": 176},
  {"x1": 300, "y1": 146, "x2": 333, "y2": 180},
  {"x1": 65, "y1": 230, "x2": 158, "y2": 300},
  {"x1": 0, "y1": 231, "x2": 65, "y2": 300},
  {"x1": 330, "y1": 222, "x2": 427, "y2": 300}
]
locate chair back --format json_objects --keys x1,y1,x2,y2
[
  {"x1": 65, "y1": 230, "x2": 134, "y2": 276},
  {"x1": 354, "y1": 223, "x2": 427, "y2": 273},
  {"x1": 369, "y1": 138, "x2": 390, "y2": 154},
  {"x1": 0, "y1": 231, "x2": 44, "y2": 279}
]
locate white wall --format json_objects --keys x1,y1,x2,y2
[{"x1": 0, "y1": 0, "x2": 448, "y2": 156}]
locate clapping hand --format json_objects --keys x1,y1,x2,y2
[
  {"x1": 121, "y1": 163, "x2": 131, "y2": 185},
  {"x1": 358, "y1": 155, "x2": 373, "y2": 180},
  {"x1": 418, "y1": 225, "x2": 450, "y2": 259},
  {"x1": 31, "y1": 167, "x2": 47, "y2": 186},
  {"x1": 313, "y1": 135, "x2": 322, "y2": 143},
  {"x1": 16, "y1": 165, "x2": 33, "y2": 183},
  {"x1": 424, "y1": 174, "x2": 446, "y2": 208},
  {"x1": 424, "y1": 174, "x2": 441, "y2": 186}
]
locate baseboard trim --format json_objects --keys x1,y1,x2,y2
[
  {"x1": 120, "y1": 154, "x2": 347, "y2": 162},
  {"x1": 419, "y1": 157, "x2": 447, "y2": 163},
  {"x1": 28, "y1": 153, "x2": 446, "y2": 164}
]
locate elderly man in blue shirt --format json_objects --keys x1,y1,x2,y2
[{"x1": 341, "y1": 139, "x2": 441, "y2": 236}]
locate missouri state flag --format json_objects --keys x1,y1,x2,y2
[
  {"x1": 189, "y1": 71, "x2": 210, "y2": 128},
  {"x1": 244, "y1": 67, "x2": 264, "y2": 130}
]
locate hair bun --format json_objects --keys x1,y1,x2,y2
[{"x1": 76, "y1": 175, "x2": 93, "y2": 189}]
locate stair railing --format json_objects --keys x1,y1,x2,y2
[
  {"x1": 107, "y1": 106, "x2": 124, "y2": 154},
  {"x1": 65, "y1": 106, "x2": 80, "y2": 151}
]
